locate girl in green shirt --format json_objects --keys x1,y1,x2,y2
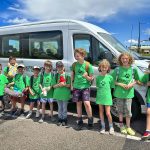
[
  {"x1": 96, "y1": 59, "x2": 114, "y2": 134},
  {"x1": 53, "y1": 61, "x2": 71, "y2": 126}
]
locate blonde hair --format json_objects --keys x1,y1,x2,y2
[
  {"x1": 44, "y1": 60, "x2": 53, "y2": 71},
  {"x1": 118, "y1": 52, "x2": 134, "y2": 66},
  {"x1": 74, "y1": 48, "x2": 87, "y2": 57},
  {"x1": 98, "y1": 59, "x2": 110, "y2": 72}
]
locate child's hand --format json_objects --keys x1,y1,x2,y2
[
  {"x1": 82, "y1": 72, "x2": 88, "y2": 78},
  {"x1": 147, "y1": 82, "x2": 150, "y2": 87},
  {"x1": 30, "y1": 90, "x2": 35, "y2": 96},
  {"x1": 59, "y1": 82, "x2": 65, "y2": 87}
]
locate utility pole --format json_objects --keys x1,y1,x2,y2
[{"x1": 137, "y1": 22, "x2": 141, "y2": 53}]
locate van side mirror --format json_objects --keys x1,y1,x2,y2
[{"x1": 99, "y1": 51, "x2": 113, "y2": 63}]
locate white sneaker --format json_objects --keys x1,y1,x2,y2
[
  {"x1": 26, "y1": 111, "x2": 32, "y2": 119},
  {"x1": 109, "y1": 127, "x2": 115, "y2": 135},
  {"x1": 36, "y1": 110, "x2": 40, "y2": 118},
  {"x1": 39, "y1": 117, "x2": 44, "y2": 123},
  {"x1": 100, "y1": 128, "x2": 105, "y2": 134}
]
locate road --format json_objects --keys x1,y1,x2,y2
[{"x1": 0, "y1": 103, "x2": 149, "y2": 150}]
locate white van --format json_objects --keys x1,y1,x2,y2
[{"x1": 0, "y1": 19, "x2": 148, "y2": 119}]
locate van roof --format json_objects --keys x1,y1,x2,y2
[{"x1": 0, "y1": 19, "x2": 109, "y2": 34}]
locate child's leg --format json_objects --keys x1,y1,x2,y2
[
  {"x1": 29, "y1": 102, "x2": 34, "y2": 111},
  {"x1": 77, "y1": 101, "x2": 82, "y2": 118},
  {"x1": 11, "y1": 97, "x2": 17, "y2": 110},
  {"x1": 125, "y1": 99, "x2": 132, "y2": 128},
  {"x1": 20, "y1": 97, "x2": 25, "y2": 110},
  {"x1": 57, "y1": 101, "x2": 63, "y2": 122},
  {"x1": 146, "y1": 108, "x2": 150, "y2": 131},
  {"x1": 41, "y1": 102, "x2": 46, "y2": 118},
  {"x1": 37, "y1": 100, "x2": 41, "y2": 111},
  {"x1": 62, "y1": 101, "x2": 68, "y2": 120},
  {"x1": 99, "y1": 105, "x2": 105, "y2": 129},
  {"x1": 84, "y1": 101, "x2": 92, "y2": 118},
  {"x1": 105, "y1": 105, "x2": 113, "y2": 125},
  {"x1": 49, "y1": 102, "x2": 53, "y2": 117}
]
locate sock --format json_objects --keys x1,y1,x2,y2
[
  {"x1": 101, "y1": 121, "x2": 105, "y2": 129},
  {"x1": 109, "y1": 123, "x2": 113, "y2": 128},
  {"x1": 146, "y1": 130, "x2": 150, "y2": 132}
]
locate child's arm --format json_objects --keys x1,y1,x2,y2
[
  {"x1": 82, "y1": 72, "x2": 94, "y2": 81},
  {"x1": 28, "y1": 87, "x2": 34, "y2": 96},
  {"x1": 7, "y1": 82, "x2": 15, "y2": 87},
  {"x1": 71, "y1": 71, "x2": 74, "y2": 90},
  {"x1": 115, "y1": 82, "x2": 127, "y2": 89}
]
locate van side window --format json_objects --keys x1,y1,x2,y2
[
  {"x1": 1, "y1": 35, "x2": 20, "y2": 57},
  {"x1": 29, "y1": 31, "x2": 63, "y2": 59},
  {"x1": 92, "y1": 37, "x2": 114, "y2": 66},
  {"x1": 73, "y1": 34, "x2": 92, "y2": 63}
]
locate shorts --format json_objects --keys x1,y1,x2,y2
[
  {"x1": 40, "y1": 98, "x2": 54, "y2": 103},
  {"x1": 116, "y1": 98, "x2": 132, "y2": 117},
  {"x1": 147, "y1": 103, "x2": 150, "y2": 108},
  {"x1": 72, "y1": 88, "x2": 90, "y2": 102},
  {"x1": 0, "y1": 96, "x2": 4, "y2": 101},
  {"x1": 29, "y1": 99, "x2": 40, "y2": 103}
]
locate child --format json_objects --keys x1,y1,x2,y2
[
  {"x1": 96, "y1": 59, "x2": 114, "y2": 134},
  {"x1": 141, "y1": 64, "x2": 150, "y2": 140},
  {"x1": 8, "y1": 64, "x2": 30, "y2": 116},
  {"x1": 39, "y1": 60, "x2": 54, "y2": 123},
  {"x1": 26, "y1": 66, "x2": 41, "y2": 119},
  {"x1": 0, "y1": 64, "x2": 8, "y2": 112},
  {"x1": 111, "y1": 52, "x2": 141, "y2": 136},
  {"x1": 4, "y1": 56, "x2": 18, "y2": 83},
  {"x1": 53, "y1": 61, "x2": 71, "y2": 126},
  {"x1": 71, "y1": 48, "x2": 94, "y2": 130}
]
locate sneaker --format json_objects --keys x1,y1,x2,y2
[
  {"x1": 14, "y1": 109, "x2": 24, "y2": 116},
  {"x1": 62, "y1": 119, "x2": 67, "y2": 126},
  {"x1": 126, "y1": 127, "x2": 135, "y2": 136},
  {"x1": 26, "y1": 111, "x2": 32, "y2": 119},
  {"x1": 100, "y1": 128, "x2": 106, "y2": 134},
  {"x1": 109, "y1": 127, "x2": 115, "y2": 135},
  {"x1": 76, "y1": 120, "x2": 83, "y2": 130},
  {"x1": 57, "y1": 119, "x2": 62, "y2": 126},
  {"x1": 51, "y1": 116, "x2": 56, "y2": 122},
  {"x1": 142, "y1": 131, "x2": 150, "y2": 140},
  {"x1": 39, "y1": 117, "x2": 44, "y2": 123},
  {"x1": 10, "y1": 109, "x2": 17, "y2": 116},
  {"x1": 88, "y1": 117, "x2": 93, "y2": 129},
  {"x1": 35, "y1": 110, "x2": 40, "y2": 118},
  {"x1": 120, "y1": 126, "x2": 127, "y2": 135}
]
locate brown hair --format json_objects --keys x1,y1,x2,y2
[
  {"x1": 44, "y1": 60, "x2": 53, "y2": 71},
  {"x1": 9, "y1": 56, "x2": 16, "y2": 61},
  {"x1": 98, "y1": 59, "x2": 110, "y2": 72},
  {"x1": 118, "y1": 52, "x2": 134, "y2": 66},
  {"x1": 74, "y1": 48, "x2": 87, "y2": 57}
]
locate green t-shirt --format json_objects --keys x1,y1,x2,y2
[
  {"x1": 13, "y1": 74, "x2": 30, "y2": 92},
  {"x1": 140, "y1": 74, "x2": 150, "y2": 103},
  {"x1": 96, "y1": 74, "x2": 114, "y2": 105},
  {"x1": 71, "y1": 61, "x2": 94, "y2": 89},
  {"x1": 40, "y1": 72, "x2": 53, "y2": 98},
  {"x1": 52, "y1": 73, "x2": 71, "y2": 101},
  {"x1": 0, "y1": 74, "x2": 8, "y2": 96},
  {"x1": 111, "y1": 66, "x2": 141, "y2": 99},
  {"x1": 4, "y1": 66, "x2": 17, "y2": 83},
  {"x1": 29, "y1": 75, "x2": 41, "y2": 99}
]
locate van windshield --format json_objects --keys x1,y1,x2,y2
[{"x1": 98, "y1": 32, "x2": 139, "y2": 60}]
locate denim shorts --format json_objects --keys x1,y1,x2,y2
[
  {"x1": 40, "y1": 98, "x2": 54, "y2": 103},
  {"x1": 147, "y1": 103, "x2": 150, "y2": 108},
  {"x1": 72, "y1": 88, "x2": 90, "y2": 102},
  {"x1": 116, "y1": 98, "x2": 132, "y2": 117}
]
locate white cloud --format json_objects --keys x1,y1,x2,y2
[
  {"x1": 7, "y1": 17, "x2": 29, "y2": 24},
  {"x1": 4, "y1": 0, "x2": 150, "y2": 22},
  {"x1": 127, "y1": 39, "x2": 138, "y2": 44},
  {"x1": 144, "y1": 28, "x2": 150, "y2": 35}
]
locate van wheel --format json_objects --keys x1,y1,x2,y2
[{"x1": 111, "y1": 97, "x2": 141, "y2": 121}]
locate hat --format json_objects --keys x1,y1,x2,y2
[
  {"x1": 17, "y1": 64, "x2": 25, "y2": 68},
  {"x1": 33, "y1": 66, "x2": 40, "y2": 70},
  {"x1": 56, "y1": 61, "x2": 64, "y2": 67}
]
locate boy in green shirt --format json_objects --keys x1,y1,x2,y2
[
  {"x1": 26, "y1": 66, "x2": 41, "y2": 119},
  {"x1": 53, "y1": 61, "x2": 71, "y2": 126},
  {"x1": 0, "y1": 64, "x2": 8, "y2": 113},
  {"x1": 111, "y1": 52, "x2": 141, "y2": 136},
  {"x1": 71, "y1": 48, "x2": 94, "y2": 130},
  {"x1": 8, "y1": 64, "x2": 29, "y2": 116},
  {"x1": 39, "y1": 60, "x2": 54, "y2": 123}
]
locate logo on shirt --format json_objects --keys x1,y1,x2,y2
[
  {"x1": 100, "y1": 81, "x2": 106, "y2": 87},
  {"x1": 46, "y1": 78, "x2": 50, "y2": 82},
  {"x1": 125, "y1": 74, "x2": 130, "y2": 79}
]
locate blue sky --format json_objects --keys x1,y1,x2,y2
[{"x1": 0, "y1": 0, "x2": 150, "y2": 47}]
